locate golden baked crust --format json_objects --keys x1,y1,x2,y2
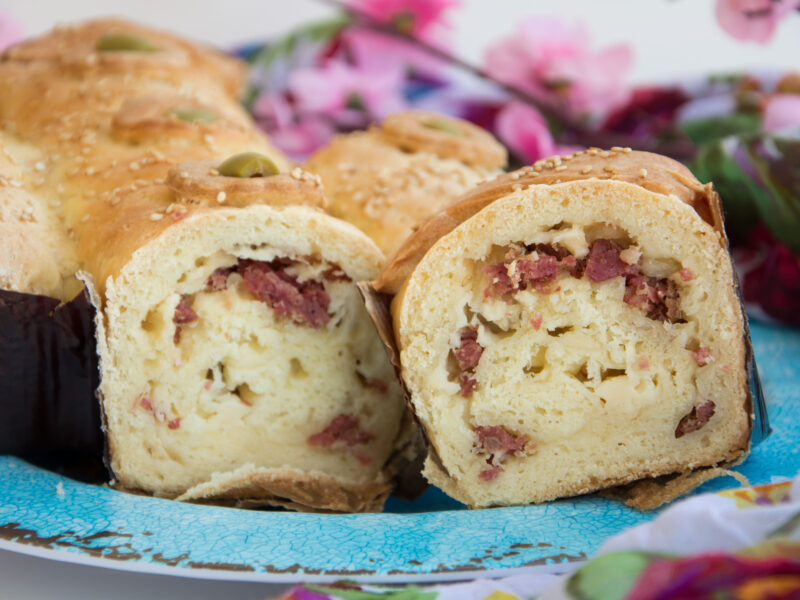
[
  {"x1": 304, "y1": 111, "x2": 507, "y2": 257},
  {"x1": 0, "y1": 19, "x2": 407, "y2": 513},
  {"x1": 375, "y1": 149, "x2": 726, "y2": 296}
]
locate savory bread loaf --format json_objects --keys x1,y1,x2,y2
[
  {"x1": 305, "y1": 111, "x2": 507, "y2": 257},
  {"x1": 0, "y1": 19, "x2": 406, "y2": 512},
  {"x1": 371, "y1": 149, "x2": 752, "y2": 508}
]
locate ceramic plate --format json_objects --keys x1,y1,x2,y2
[{"x1": 0, "y1": 321, "x2": 797, "y2": 583}]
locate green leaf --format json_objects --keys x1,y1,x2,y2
[
  {"x1": 744, "y1": 140, "x2": 800, "y2": 252},
  {"x1": 690, "y1": 142, "x2": 766, "y2": 244},
  {"x1": 566, "y1": 552, "x2": 655, "y2": 600},
  {"x1": 681, "y1": 113, "x2": 761, "y2": 145},
  {"x1": 249, "y1": 15, "x2": 351, "y2": 71}
]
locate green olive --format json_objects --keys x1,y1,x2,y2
[
  {"x1": 421, "y1": 118, "x2": 465, "y2": 137},
  {"x1": 95, "y1": 32, "x2": 159, "y2": 52},
  {"x1": 165, "y1": 108, "x2": 218, "y2": 124},
  {"x1": 217, "y1": 152, "x2": 280, "y2": 178}
]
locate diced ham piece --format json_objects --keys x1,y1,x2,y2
[
  {"x1": 638, "y1": 356, "x2": 650, "y2": 370},
  {"x1": 240, "y1": 259, "x2": 330, "y2": 328},
  {"x1": 139, "y1": 396, "x2": 153, "y2": 412},
  {"x1": 167, "y1": 418, "x2": 181, "y2": 430},
  {"x1": 173, "y1": 295, "x2": 198, "y2": 324},
  {"x1": 172, "y1": 295, "x2": 198, "y2": 343},
  {"x1": 460, "y1": 374, "x2": 478, "y2": 397},
  {"x1": 205, "y1": 267, "x2": 233, "y2": 291},
  {"x1": 474, "y1": 425, "x2": 533, "y2": 482},
  {"x1": 484, "y1": 263, "x2": 515, "y2": 297},
  {"x1": 675, "y1": 400, "x2": 716, "y2": 438},
  {"x1": 624, "y1": 275, "x2": 682, "y2": 322},
  {"x1": 692, "y1": 347, "x2": 713, "y2": 366},
  {"x1": 585, "y1": 240, "x2": 640, "y2": 282},
  {"x1": 453, "y1": 327, "x2": 483, "y2": 397},
  {"x1": 308, "y1": 414, "x2": 374, "y2": 448},
  {"x1": 481, "y1": 238, "x2": 684, "y2": 321},
  {"x1": 475, "y1": 425, "x2": 529, "y2": 454},
  {"x1": 454, "y1": 327, "x2": 483, "y2": 371},
  {"x1": 323, "y1": 265, "x2": 352, "y2": 282},
  {"x1": 530, "y1": 313, "x2": 543, "y2": 330},
  {"x1": 479, "y1": 464, "x2": 502, "y2": 481},
  {"x1": 516, "y1": 254, "x2": 560, "y2": 290}
]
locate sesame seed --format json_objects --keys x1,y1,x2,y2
[
  {"x1": 80, "y1": 214, "x2": 90, "y2": 223},
  {"x1": 150, "y1": 212, "x2": 164, "y2": 221},
  {"x1": 581, "y1": 166, "x2": 593, "y2": 174},
  {"x1": 509, "y1": 172, "x2": 520, "y2": 180},
  {"x1": 8, "y1": 179, "x2": 22, "y2": 187},
  {"x1": 85, "y1": 167, "x2": 95, "y2": 176},
  {"x1": 622, "y1": 147, "x2": 632, "y2": 153},
  {"x1": 555, "y1": 165, "x2": 568, "y2": 172},
  {"x1": 203, "y1": 134, "x2": 215, "y2": 144},
  {"x1": 599, "y1": 151, "x2": 611, "y2": 158},
  {"x1": 639, "y1": 168, "x2": 648, "y2": 178},
  {"x1": 611, "y1": 146, "x2": 624, "y2": 152},
  {"x1": 34, "y1": 162, "x2": 46, "y2": 171},
  {"x1": 216, "y1": 191, "x2": 226, "y2": 203},
  {"x1": 129, "y1": 161, "x2": 140, "y2": 171}
]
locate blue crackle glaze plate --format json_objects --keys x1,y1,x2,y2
[{"x1": 0, "y1": 321, "x2": 798, "y2": 583}]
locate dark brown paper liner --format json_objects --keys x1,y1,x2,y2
[{"x1": 0, "y1": 287, "x2": 103, "y2": 467}]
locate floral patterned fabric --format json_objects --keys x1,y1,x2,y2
[{"x1": 240, "y1": 2, "x2": 800, "y2": 326}]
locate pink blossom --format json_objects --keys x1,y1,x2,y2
[
  {"x1": 252, "y1": 92, "x2": 335, "y2": 160},
  {"x1": 495, "y1": 101, "x2": 580, "y2": 163},
  {"x1": 288, "y1": 60, "x2": 407, "y2": 125},
  {"x1": 715, "y1": 0, "x2": 799, "y2": 44},
  {"x1": 0, "y1": 12, "x2": 23, "y2": 52},
  {"x1": 347, "y1": 0, "x2": 460, "y2": 43},
  {"x1": 484, "y1": 16, "x2": 632, "y2": 120},
  {"x1": 342, "y1": 27, "x2": 448, "y2": 76},
  {"x1": 763, "y1": 94, "x2": 800, "y2": 132}
]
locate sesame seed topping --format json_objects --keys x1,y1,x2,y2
[
  {"x1": 555, "y1": 165, "x2": 568, "y2": 172},
  {"x1": 34, "y1": 162, "x2": 46, "y2": 172},
  {"x1": 203, "y1": 134, "x2": 215, "y2": 144},
  {"x1": 216, "y1": 191, "x2": 226, "y2": 203},
  {"x1": 129, "y1": 161, "x2": 140, "y2": 171},
  {"x1": 150, "y1": 212, "x2": 164, "y2": 221},
  {"x1": 80, "y1": 214, "x2": 90, "y2": 223},
  {"x1": 639, "y1": 168, "x2": 648, "y2": 178},
  {"x1": 581, "y1": 166, "x2": 593, "y2": 174}
]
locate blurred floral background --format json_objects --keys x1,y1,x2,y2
[{"x1": 1, "y1": 1, "x2": 798, "y2": 325}]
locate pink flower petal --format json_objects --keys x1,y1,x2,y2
[
  {"x1": 484, "y1": 16, "x2": 632, "y2": 120},
  {"x1": 763, "y1": 94, "x2": 800, "y2": 132},
  {"x1": 0, "y1": 12, "x2": 24, "y2": 52},
  {"x1": 495, "y1": 101, "x2": 557, "y2": 162},
  {"x1": 715, "y1": 0, "x2": 800, "y2": 44}
]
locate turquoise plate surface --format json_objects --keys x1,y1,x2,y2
[{"x1": 0, "y1": 321, "x2": 797, "y2": 583}]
